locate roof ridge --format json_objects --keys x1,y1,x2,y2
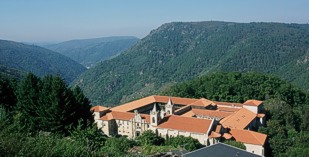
[{"x1": 249, "y1": 130, "x2": 266, "y2": 145}]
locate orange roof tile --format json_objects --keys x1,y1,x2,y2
[
  {"x1": 174, "y1": 105, "x2": 192, "y2": 114},
  {"x1": 111, "y1": 96, "x2": 157, "y2": 112},
  {"x1": 230, "y1": 129, "x2": 267, "y2": 146},
  {"x1": 223, "y1": 133, "x2": 233, "y2": 139},
  {"x1": 192, "y1": 109, "x2": 233, "y2": 119},
  {"x1": 214, "y1": 101, "x2": 243, "y2": 107},
  {"x1": 153, "y1": 95, "x2": 199, "y2": 105},
  {"x1": 157, "y1": 115, "x2": 213, "y2": 134},
  {"x1": 209, "y1": 131, "x2": 221, "y2": 138},
  {"x1": 220, "y1": 108, "x2": 257, "y2": 129},
  {"x1": 189, "y1": 98, "x2": 215, "y2": 108},
  {"x1": 111, "y1": 95, "x2": 199, "y2": 112},
  {"x1": 91, "y1": 106, "x2": 109, "y2": 112},
  {"x1": 257, "y1": 113, "x2": 265, "y2": 118},
  {"x1": 243, "y1": 100, "x2": 263, "y2": 106},
  {"x1": 217, "y1": 107, "x2": 240, "y2": 112},
  {"x1": 180, "y1": 110, "x2": 195, "y2": 117},
  {"x1": 215, "y1": 125, "x2": 222, "y2": 133}
]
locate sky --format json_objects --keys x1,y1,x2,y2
[{"x1": 0, "y1": 0, "x2": 308, "y2": 42}]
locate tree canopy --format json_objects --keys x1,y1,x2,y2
[{"x1": 163, "y1": 72, "x2": 309, "y2": 157}]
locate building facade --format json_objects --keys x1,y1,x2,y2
[{"x1": 91, "y1": 95, "x2": 267, "y2": 156}]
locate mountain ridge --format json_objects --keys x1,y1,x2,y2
[
  {"x1": 44, "y1": 36, "x2": 139, "y2": 67},
  {"x1": 74, "y1": 21, "x2": 309, "y2": 105},
  {"x1": 0, "y1": 39, "x2": 86, "y2": 82}
]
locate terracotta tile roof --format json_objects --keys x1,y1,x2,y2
[
  {"x1": 209, "y1": 131, "x2": 221, "y2": 138},
  {"x1": 217, "y1": 107, "x2": 240, "y2": 112},
  {"x1": 215, "y1": 125, "x2": 222, "y2": 133},
  {"x1": 243, "y1": 100, "x2": 263, "y2": 106},
  {"x1": 230, "y1": 129, "x2": 267, "y2": 146},
  {"x1": 99, "y1": 111, "x2": 150, "y2": 123},
  {"x1": 180, "y1": 110, "x2": 195, "y2": 117},
  {"x1": 192, "y1": 109, "x2": 233, "y2": 119},
  {"x1": 214, "y1": 101, "x2": 243, "y2": 107},
  {"x1": 220, "y1": 108, "x2": 257, "y2": 129},
  {"x1": 111, "y1": 96, "x2": 157, "y2": 112},
  {"x1": 189, "y1": 98, "x2": 215, "y2": 108},
  {"x1": 223, "y1": 133, "x2": 233, "y2": 139},
  {"x1": 157, "y1": 115, "x2": 213, "y2": 134},
  {"x1": 257, "y1": 113, "x2": 265, "y2": 118},
  {"x1": 174, "y1": 105, "x2": 192, "y2": 114},
  {"x1": 91, "y1": 106, "x2": 109, "y2": 112},
  {"x1": 111, "y1": 95, "x2": 198, "y2": 112},
  {"x1": 153, "y1": 95, "x2": 199, "y2": 105}
]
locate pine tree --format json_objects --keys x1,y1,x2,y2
[
  {"x1": 72, "y1": 85, "x2": 93, "y2": 126},
  {"x1": 16, "y1": 73, "x2": 41, "y2": 132},
  {"x1": 0, "y1": 76, "x2": 16, "y2": 113}
]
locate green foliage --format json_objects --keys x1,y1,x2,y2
[
  {"x1": 0, "y1": 39, "x2": 86, "y2": 82},
  {"x1": 102, "y1": 136, "x2": 136, "y2": 156},
  {"x1": 0, "y1": 131, "x2": 95, "y2": 157},
  {"x1": 74, "y1": 22, "x2": 309, "y2": 106},
  {"x1": 224, "y1": 140, "x2": 246, "y2": 150},
  {"x1": 16, "y1": 73, "x2": 41, "y2": 132},
  {"x1": 141, "y1": 145, "x2": 175, "y2": 155},
  {"x1": 15, "y1": 73, "x2": 93, "y2": 135},
  {"x1": 165, "y1": 135, "x2": 202, "y2": 151},
  {"x1": 44, "y1": 36, "x2": 139, "y2": 67},
  {"x1": 135, "y1": 130, "x2": 165, "y2": 146},
  {"x1": 0, "y1": 65, "x2": 26, "y2": 81},
  {"x1": 163, "y1": 72, "x2": 307, "y2": 107},
  {"x1": 0, "y1": 76, "x2": 16, "y2": 112},
  {"x1": 70, "y1": 122, "x2": 107, "y2": 152}
]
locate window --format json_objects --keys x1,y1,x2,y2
[
  {"x1": 152, "y1": 117, "x2": 156, "y2": 123},
  {"x1": 136, "y1": 131, "x2": 140, "y2": 136}
]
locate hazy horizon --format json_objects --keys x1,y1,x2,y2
[{"x1": 1, "y1": 0, "x2": 308, "y2": 43}]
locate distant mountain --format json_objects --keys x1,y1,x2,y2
[
  {"x1": 0, "y1": 65, "x2": 27, "y2": 81},
  {"x1": 74, "y1": 21, "x2": 309, "y2": 106},
  {"x1": 0, "y1": 40, "x2": 86, "y2": 82},
  {"x1": 44, "y1": 36, "x2": 139, "y2": 67}
]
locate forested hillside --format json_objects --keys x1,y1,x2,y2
[
  {"x1": 0, "y1": 40, "x2": 86, "y2": 82},
  {"x1": 0, "y1": 65, "x2": 27, "y2": 81},
  {"x1": 163, "y1": 72, "x2": 309, "y2": 157},
  {"x1": 74, "y1": 21, "x2": 309, "y2": 105},
  {"x1": 44, "y1": 36, "x2": 139, "y2": 67}
]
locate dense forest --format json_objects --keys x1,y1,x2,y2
[
  {"x1": 0, "y1": 39, "x2": 86, "y2": 83},
  {"x1": 163, "y1": 72, "x2": 309, "y2": 157},
  {"x1": 74, "y1": 21, "x2": 309, "y2": 106},
  {"x1": 44, "y1": 36, "x2": 139, "y2": 67}
]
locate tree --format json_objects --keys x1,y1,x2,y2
[
  {"x1": 15, "y1": 74, "x2": 94, "y2": 135},
  {"x1": 165, "y1": 135, "x2": 202, "y2": 151},
  {"x1": 70, "y1": 122, "x2": 106, "y2": 152},
  {"x1": 135, "y1": 130, "x2": 165, "y2": 146},
  {"x1": 16, "y1": 73, "x2": 41, "y2": 132},
  {"x1": 72, "y1": 86, "x2": 93, "y2": 126},
  {"x1": 0, "y1": 77, "x2": 16, "y2": 113},
  {"x1": 102, "y1": 136, "x2": 136, "y2": 156},
  {"x1": 224, "y1": 140, "x2": 246, "y2": 150}
]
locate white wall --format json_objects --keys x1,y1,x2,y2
[
  {"x1": 156, "y1": 128, "x2": 208, "y2": 145},
  {"x1": 244, "y1": 143, "x2": 264, "y2": 156},
  {"x1": 243, "y1": 105, "x2": 258, "y2": 114}
]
